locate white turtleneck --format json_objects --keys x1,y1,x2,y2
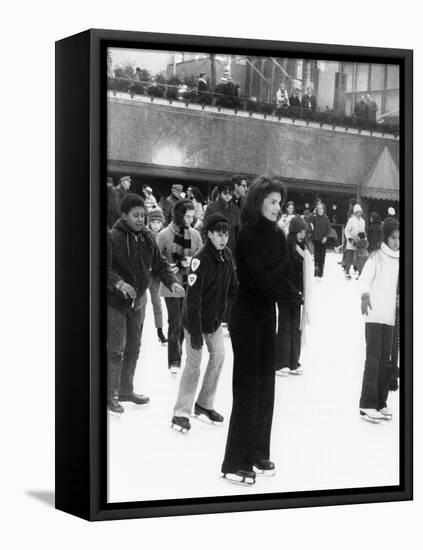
[{"x1": 359, "y1": 242, "x2": 399, "y2": 326}]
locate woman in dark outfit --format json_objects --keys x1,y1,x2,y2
[{"x1": 221, "y1": 176, "x2": 299, "y2": 486}]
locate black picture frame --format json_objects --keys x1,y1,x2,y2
[{"x1": 55, "y1": 28, "x2": 413, "y2": 521}]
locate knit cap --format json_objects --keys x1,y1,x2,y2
[
  {"x1": 147, "y1": 209, "x2": 165, "y2": 223},
  {"x1": 289, "y1": 215, "x2": 307, "y2": 234}
]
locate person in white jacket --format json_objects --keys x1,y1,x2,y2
[
  {"x1": 344, "y1": 204, "x2": 366, "y2": 279},
  {"x1": 358, "y1": 217, "x2": 399, "y2": 423}
]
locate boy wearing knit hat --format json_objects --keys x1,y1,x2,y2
[{"x1": 171, "y1": 213, "x2": 238, "y2": 433}]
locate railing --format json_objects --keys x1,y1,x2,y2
[{"x1": 107, "y1": 77, "x2": 399, "y2": 138}]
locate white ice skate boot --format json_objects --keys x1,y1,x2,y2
[
  {"x1": 378, "y1": 407, "x2": 393, "y2": 420},
  {"x1": 221, "y1": 470, "x2": 256, "y2": 486},
  {"x1": 276, "y1": 367, "x2": 290, "y2": 377},
  {"x1": 360, "y1": 408, "x2": 384, "y2": 423},
  {"x1": 253, "y1": 459, "x2": 276, "y2": 477},
  {"x1": 290, "y1": 366, "x2": 304, "y2": 375}
]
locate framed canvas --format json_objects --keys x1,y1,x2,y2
[{"x1": 55, "y1": 28, "x2": 413, "y2": 521}]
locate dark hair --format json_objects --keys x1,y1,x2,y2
[
  {"x1": 172, "y1": 199, "x2": 195, "y2": 227},
  {"x1": 120, "y1": 193, "x2": 144, "y2": 214},
  {"x1": 287, "y1": 231, "x2": 306, "y2": 254},
  {"x1": 240, "y1": 175, "x2": 287, "y2": 227},
  {"x1": 232, "y1": 175, "x2": 247, "y2": 186},
  {"x1": 208, "y1": 220, "x2": 230, "y2": 234},
  {"x1": 383, "y1": 217, "x2": 400, "y2": 244},
  {"x1": 189, "y1": 186, "x2": 205, "y2": 204},
  {"x1": 358, "y1": 232, "x2": 366, "y2": 239},
  {"x1": 218, "y1": 179, "x2": 234, "y2": 193},
  {"x1": 370, "y1": 211, "x2": 381, "y2": 225}
]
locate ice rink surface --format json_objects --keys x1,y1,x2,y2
[{"x1": 108, "y1": 251, "x2": 399, "y2": 503}]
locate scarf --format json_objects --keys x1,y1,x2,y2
[{"x1": 172, "y1": 224, "x2": 192, "y2": 285}]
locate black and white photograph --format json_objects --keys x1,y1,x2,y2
[{"x1": 106, "y1": 45, "x2": 402, "y2": 503}]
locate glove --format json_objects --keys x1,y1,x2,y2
[
  {"x1": 190, "y1": 333, "x2": 203, "y2": 350},
  {"x1": 361, "y1": 293, "x2": 372, "y2": 315}
]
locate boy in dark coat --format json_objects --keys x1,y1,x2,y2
[
  {"x1": 107, "y1": 193, "x2": 183, "y2": 414},
  {"x1": 171, "y1": 213, "x2": 238, "y2": 433}
]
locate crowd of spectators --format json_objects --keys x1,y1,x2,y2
[{"x1": 108, "y1": 69, "x2": 395, "y2": 133}]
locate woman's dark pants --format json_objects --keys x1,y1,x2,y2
[{"x1": 222, "y1": 297, "x2": 276, "y2": 474}]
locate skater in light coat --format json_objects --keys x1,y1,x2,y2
[
  {"x1": 358, "y1": 217, "x2": 399, "y2": 423},
  {"x1": 156, "y1": 199, "x2": 203, "y2": 374},
  {"x1": 344, "y1": 204, "x2": 366, "y2": 279}
]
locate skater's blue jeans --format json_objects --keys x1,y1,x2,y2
[
  {"x1": 173, "y1": 327, "x2": 225, "y2": 418},
  {"x1": 107, "y1": 297, "x2": 146, "y2": 400},
  {"x1": 359, "y1": 323, "x2": 394, "y2": 409}
]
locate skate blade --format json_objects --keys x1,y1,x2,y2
[
  {"x1": 276, "y1": 372, "x2": 289, "y2": 377},
  {"x1": 194, "y1": 413, "x2": 224, "y2": 426},
  {"x1": 380, "y1": 414, "x2": 393, "y2": 421},
  {"x1": 108, "y1": 410, "x2": 123, "y2": 420},
  {"x1": 221, "y1": 473, "x2": 255, "y2": 486},
  {"x1": 170, "y1": 423, "x2": 189, "y2": 434},
  {"x1": 253, "y1": 467, "x2": 276, "y2": 477},
  {"x1": 360, "y1": 413, "x2": 381, "y2": 424}
]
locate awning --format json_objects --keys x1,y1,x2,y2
[{"x1": 361, "y1": 146, "x2": 399, "y2": 201}]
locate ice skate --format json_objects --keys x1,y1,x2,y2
[
  {"x1": 169, "y1": 362, "x2": 181, "y2": 375},
  {"x1": 290, "y1": 366, "x2": 304, "y2": 375},
  {"x1": 360, "y1": 408, "x2": 384, "y2": 423},
  {"x1": 378, "y1": 407, "x2": 393, "y2": 420},
  {"x1": 221, "y1": 470, "x2": 256, "y2": 486},
  {"x1": 118, "y1": 392, "x2": 150, "y2": 405},
  {"x1": 157, "y1": 328, "x2": 168, "y2": 345},
  {"x1": 107, "y1": 398, "x2": 124, "y2": 415},
  {"x1": 194, "y1": 403, "x2": 224, "y2": 425},
  {"x1": 253, "y1": 459, "x2": 276, "y2": 477},
  {"x1": 276, "y1": 367, "x2": 290, "y2": 377},
  {"x1": 170, "y1": 416, "x2": 191, "y2": 434}
]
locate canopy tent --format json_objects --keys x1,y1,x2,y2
[{"x1": 360, "y1": 146, "x2": 399, "y2": 201}]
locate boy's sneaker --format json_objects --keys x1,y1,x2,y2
[
  {"x1": 276, "y1": 367, "x2": 290, "y2": 377},
  {"x1": 194, "y1": 403, "x2": 224, "y2": 424},
  {"x1": 107, "y1": 398, "x2": 124, "y2": 414},
  {"x1": 378, "y1": 407, "x2": 393, "y2": 420},
  {"x1": 171, "y1": 416, "x2": 191, "y2": 433},
  {"x1": 118, "y1": 392, "x2": 150, "y2": 405},
  {"x1": 360, "y1": 408, "x2": 384, "y2": 423},
  {"x1": 253, "y1": 459, "x2": 276, "y2": 476},
  {"x1": 169, "y1": 362, "x2": 181, "y2": 375}
]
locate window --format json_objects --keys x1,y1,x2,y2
[
  {"x1": 385, "y1": 90, "x2": 400, "y2": 115},
  {"x1": 386, "y1": 65, "x2": 399, "y2": 89},
  {"x1": 370, "y1": 64, "x2": 385, "y2": 91},
  {"x1": 343, "y1": 63, "x2": 354, "y2": 92},
  {"x1": 356, "y1": 64, "x2": 369, "y2": 92}
]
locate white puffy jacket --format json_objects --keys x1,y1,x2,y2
[
  {"x1": 358, "y1": 242, "x2": 399, "y2": 326},
  {"x1": 344, "y1": 215, "x2": 366, "y2": 250}
]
